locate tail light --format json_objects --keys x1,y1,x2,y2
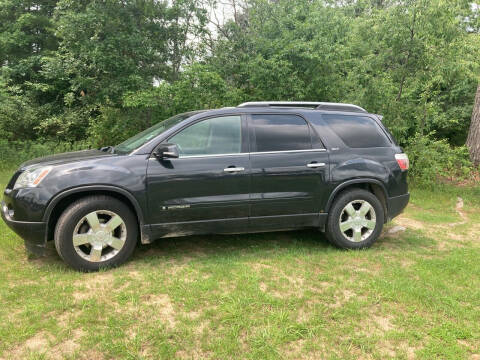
[{"x1": 395, "y1": 153, "x2": 409, "y2": 171}]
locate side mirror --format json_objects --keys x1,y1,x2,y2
[{"x1": 154, "y1": 143, "x2": 179, "y2": 159}]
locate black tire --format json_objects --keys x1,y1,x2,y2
[
  {"x1": 325, "y1": 189, "x2": 384, "y2": 249},
  {"x1": 54, "y1": 195, "x2": 138, "y2": 271}
]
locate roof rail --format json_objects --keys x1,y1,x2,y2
[{"x1": 237, "y1": 101, "x2": 367, "y2": 113}]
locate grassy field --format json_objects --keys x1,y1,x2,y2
[{"x1": 0, "y1": 168, "x2": 479, "y2": 360}]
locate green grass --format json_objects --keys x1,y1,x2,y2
[{"x1": 1, "y1": 167, "x2": 479, "y2": 359}]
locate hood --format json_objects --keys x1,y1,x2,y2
[{"x1": 20, "y1": 149, "x2": 117, "y2": 169}]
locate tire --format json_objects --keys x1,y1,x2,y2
[
  {"x1": 325, "y1": 189, "x2": 384, "y2": 249},
  {"x1": 54, "y1": 195, "x2": 138, "y2": 271}
]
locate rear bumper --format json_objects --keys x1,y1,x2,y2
[
  {"x1": 1, "y1": 201, "x2": 47, "y2": 255},
  {"x1": 387, "y1": 193, "x2": 410, "y2": 221}
]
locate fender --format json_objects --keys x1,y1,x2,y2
[
  {"x1": 325, "y1": 178, "x2": 389, "y2": 213},
  {"x1": 43, "y1": 185, "x2": 151, "y2": 243}
]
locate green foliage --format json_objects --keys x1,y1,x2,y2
[
  {"x1": 0, "y1": 0, "x2": 479, "y2": 183},
  {"x1": 89, "y1": 64, "x2": 245, "y2": 146},
  {"x1": 405, "y1": 133, "x2": 476, "y2": 187},
  {"x1": 209, "y1": 0, "x2": 479, "y2": 146},
  {"x1": 0, "y1": 139, "x2": 90, "y2": 170},
  {"x1": 0, "y1": 0, "x2": 207, "y2": 142}
]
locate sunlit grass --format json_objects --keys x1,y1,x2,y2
[{"x1": 0, "y1": 169, "x2": 479, "y2": 359}]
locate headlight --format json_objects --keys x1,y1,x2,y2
[{"x1": 14, "y1": 166, "x2": 53, "y2": 190}]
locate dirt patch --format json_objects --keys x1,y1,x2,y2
[
  {"x1": 80, "y1": 349, "x2": 105, "y2": 360},
  {"x1": 388, "y1": 225, "x2": 406, "y2": 235},
  {"x1": 372, "y1": 315, "x2": 394, "y2": 332},
  {"x1": 257, "y1": 271, "x2": 307, "y2": 299},
  {"x1": 251, "y1": 262, "x2": 274, "y2": 272},
  {"x1": 163, "y1": 262, "x2": 188, "y2": 276},
  {"x1": 175, "y1": 348, "x2": 212, "y2": 360},
  {"x1": 308, "y1": 281, "x2": 331, "y2": 293},
  {"x1": 78, "y1": 272, "x2": 115, "y2": 289},
  {"x1": 377, "y1": 340, "x2": 417, "y2": 359},
  {"x1": 24, "y1": 332, "x2": 51, "y2": 351},
  {"x1": 281, "y1": 339, "x2": 327, "y2": 360},
  {"x1": 282, "y1": 339, "x2": 306, "y2": 358},
  {"x1": 142, "y1": 293, "x2": 176, "y2": 328},
  {"x1": 283, "y1": 273, "x2": 305, "y2": 288},
  {"x1": 50, "y1": 328, "x2": 85, "y2": 360},
  {"x1": 394, "y1": 216, "x2": 424, "y2": 230},
  {"x1": 73, "y1": 272, "x2": 115, "y2": 301},
  {"x1": 7, "y1": 331, "x2": 54, "y2": 359},
  {"x1": 56, "y1": 310, "x2": 78, "y2": 327},
  {"x1": 328, "y1": 289, "x2": 356, "y2": 309},
  {"x1": 449, "y1": 197, "x2": 468, "y2": 227},
  {"x1": 5, "y1": 328, "x2": 86, "y2": 360}
]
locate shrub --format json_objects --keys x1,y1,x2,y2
[
  {"x1": 0, "y1": 140, "x2": 91, "y2": 170},
  {"x1": 405, "y1": 133, "x2": 476, "y2": 187}
]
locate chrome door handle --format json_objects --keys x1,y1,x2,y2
[
  {"x1": 307, "y1": 162, "x2": 326, "y2": 168},
  {"x1": 224, "y1": 167, "x2": 245, "y2": 172}
]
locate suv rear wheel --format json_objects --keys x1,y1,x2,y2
[
  {"x1": 54, "y1": 195, "x2": 138, "y2": 271},
  {"x1": 326, "y1": 189, "x2": 384, "y2": 249}
]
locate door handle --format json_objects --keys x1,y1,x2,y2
[
  {"x1": 224, "y1": 167, "x2": 245, "y2": 172},
  {"x1": 307, "y1": 162, "x2": 326, "y2": 168}
]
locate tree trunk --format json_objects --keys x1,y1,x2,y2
[{"x1": 467, "y1": 83, "x2": 480, "y2": 166}]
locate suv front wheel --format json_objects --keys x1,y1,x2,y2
[
  {"x1": 54, "y1": 195, "x2": 138, "y2": 271},
  {"x1": 326, "y1": 189, "x2": 384, "y2": 249}
]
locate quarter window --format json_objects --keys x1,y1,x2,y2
[
  {"x1": 251, "y1": 114, "x2": 311, "y2": 152},
  {"x1": 169, "y1": 116, "x2": 242, "y2": 156},
  {"x1": 321, "y1": 115, "x2": 391, "y2": 148}
]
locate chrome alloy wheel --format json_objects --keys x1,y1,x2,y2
[
  {"x1": 72, "y1": 210, "x2": 127, "y2": 262},
  {"x1": 338, "y1": 200, "x2": 376, "y2": 242}
]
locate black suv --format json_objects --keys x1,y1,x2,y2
[{"x1": 2, "y1": 102, "x2": 409, "y2": 271}]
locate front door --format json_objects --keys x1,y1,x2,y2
[
  {"x1": 248, "y1": 113, "x2": 329, "y2": 231},
  {"x1": 146, "y1": 115, "x2": 250, "y2": 237}
]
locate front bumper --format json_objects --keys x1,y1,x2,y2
[
  {"x1": 1, "y1": 201, "x2": 47, "y2": 255},
  {"x1": 386, "y1": 193, "x2": 410, "y2": 221}
]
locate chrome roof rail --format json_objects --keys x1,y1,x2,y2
[{"x1": 237, "y1": 101, "x2": 367, "y2": 113}]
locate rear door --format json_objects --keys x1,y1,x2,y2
[{"x1": 248, "y1": 113, "x2": 330, "y2": 231}]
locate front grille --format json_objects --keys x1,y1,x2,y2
[{"x1": 6, "y1": 170, "x2": 23, "y2": 190}]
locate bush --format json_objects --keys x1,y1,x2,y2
[
  {"x1": 405, "y1": 133, "x2": 476, "y2": 187},
  {"x1": 0, "y1": 140, "x2": 91, "y2": 170}
]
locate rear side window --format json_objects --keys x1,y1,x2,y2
[
  {"x1": 251, "y1": 114, "x2": 311, "y2": 152},
  {"x1": 322, "y1": 114, "x2": 391, "y2": 148}
]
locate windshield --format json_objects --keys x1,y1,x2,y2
[{"x1": 115, "y1": 112, "x2": 199, "y2": 154}]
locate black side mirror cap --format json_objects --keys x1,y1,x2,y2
[{"x1": 154, "y1": 143, "x2": 179, "y2": 159}]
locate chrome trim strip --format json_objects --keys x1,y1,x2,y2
[
  {"x1": 148, "y1": 148, "x2": 327, "y2": 159},
  {"x1": 179, "y1": 153, "x2": 247, "y2": 159},
  {"x1": 250, "y1": 149, "x2": 327, "y2": 155}
]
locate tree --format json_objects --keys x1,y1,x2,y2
[
  {"x1": 207, "y1": 0, "x2": 479, "y2": 145},
  {"x1": 51, "y1": 0, "x2": 207, "y2": 107},
  {"x1": 467, "y1": 84, "x2": 480, "y2": 166},
  {"x1": 0, "y1": 0, "x2": 208, "y2": 141},
  {"x1": 0, "y1": 0, "x2": 61, "y2": 140}
]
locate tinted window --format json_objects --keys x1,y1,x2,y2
[
  {"x1": 322, "y1": 115, "x2": 391, "y2": 148},
  {"x1": 169, "y1": 116, "x2": 242, "y2": 156},
  {"x1": 252, "y1": 114, "x2": 311, "y2": 152}
]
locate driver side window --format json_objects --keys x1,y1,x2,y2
[{"x1": 169, "y1": 116, "x2": 242, "y2": 156}]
